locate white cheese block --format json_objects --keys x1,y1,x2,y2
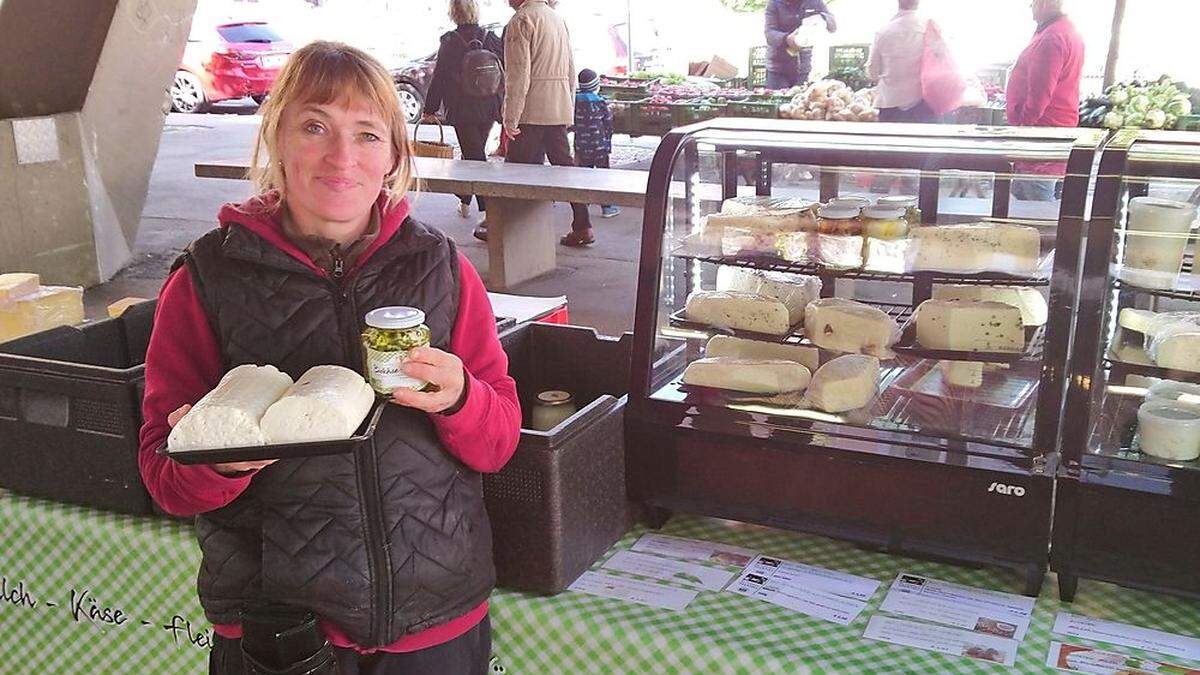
[
  {"x1": 1110, "y1": 340, "x2": 1154, "y2": 366},
  {"x1": 915, "y1": 299, "x2": 1024, "y2": 353},
  {"x1": 932, "y1": 285, "x2": 1048, "y2": 327},
  {"x1": 705, "y1": 335, "x2": 820, "y2": 372},
  {"x1": 940, "y1": 361, "x2": 983, "y2": 388},
  {"x1": 716, "y1": 267, "x2": 822, "y2": 326},
  {"x1": 685, "y1": 291, "x2": 792, "y2": 335},
  {"x1": 261, "y1": 365, "x2": 376, "y2": 443},
  {"x1": 682, "y1": 358, "x2": 812, "y2": 394},
  {"x1": 1118, "y1": 308, "x2": 1160, "y2": 334},
  {"x1": 701, "y1": 210, "x2": 813, "y2": 249},
  {"x1": 911, "y1": 223, "x2": 1040, "y2": 275},
  {"x1": 721, "y1": 196, "x2": 817, "y2": 215},
  {"x1": 1154, "y1": 332, "x2": 1200, "y2": 373},
  {"x1": 803, "y1": 298, "x2": 899, "y2": 358},
  {"x1": 1137, "y1": 401, "x2": 1200, "y2": 461},
  {"x1": 815, "y1": 234, "x2": 865, "y2": 269},
  {"x1": 0, "y1": 273, "x2": 39, "y2": 302},
  {"x1": 168, "y1": 365, "x2": 294, "y2": 451},
  {"x1": 0, "y1": 286, "x2": 86, "y2": 342},
  {"x1": 776, "y1": 231, "x2": 813, "y2": 263},
  {"x1": 805, "y1": 354, "x2": 880, "y2": 413}
]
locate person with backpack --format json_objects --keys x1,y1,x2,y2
[
  {"x1": 571, "y1": 68, "x2": 619, "y2": 222},
  {"x1": 423, "y1": 0, "x2": 504, "y2": 235}
]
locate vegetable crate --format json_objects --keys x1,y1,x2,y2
[
  {"x1": 489, "y1": 323, "x2": 634, "y2": 594},
  {"x1": 829, "y1": 44, "x2": 870, "y2": 72},
  {"x1": 1175, "y1": 115, "x2": 1200, "y2": 131},
  {"x1": 599, "y1": 76, "x2": 656, "y2": 99},
  {"x1": 748, "y1": 45, "x2": 768, "y2": 88},
  {"x1": 0, "y1": 301, "x2": 156, "y2": 515},
  {"x1": 607, "y1": 95, "x2": 644, "y2": 136},
  {"x1": 727, "y1": 97, "x2": 781, "y2": 119},
  {"x1": 632, "y1": 100, "x2": 675, "y2": 136},
  {"x1": 670, "y1": 98, "x2": 728, "y2": 127}
]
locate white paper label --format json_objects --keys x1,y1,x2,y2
[
  {"x1": 629, "y1": 533, "x2": 757, "y2": 567},
  {"x1": 365, "y1": 346, "x2": 424, "y2": 394},
  {"x1": 567, "y1": 570, "x2": 698, "y2": 612},
  {"x1": 879, "y1": 573, "x2": 1035, "y2": 641},
  {"x1": 1053, "y1": 612, "x2": 1200, "y2": 662},
  {"x1": 863, "y1": 615, "x2": 1019, "y2": 667},
  {"x1": 601, "y1": 550, "x2": 737, "y2": 591}
]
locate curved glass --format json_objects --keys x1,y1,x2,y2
[{"x1": 635, "y1": 120, "x2": 1104, "y2": 461}]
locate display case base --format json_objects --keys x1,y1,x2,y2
[
  {"x1": 626, "y1": 419, "x2": 1053, "y2": 595},
  {"x1": 1052, "y1": 476, "x2": 1200, "y2": 602}
]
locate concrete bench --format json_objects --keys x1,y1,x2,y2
[{"x1": 195, "y1": 157, "x2": 649, "y2": 289}]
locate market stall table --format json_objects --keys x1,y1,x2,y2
[{"x1": 2, "y1": 489, "x2": 1198, "y2": 674}]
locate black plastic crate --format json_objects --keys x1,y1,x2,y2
[
  {"x1": 0, "y1": 300, "x2": 156, "y2": 515},
  {"x1": 490, "y1": 322, "x2": 633, "y2": 593}
]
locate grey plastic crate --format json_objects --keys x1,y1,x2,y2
[
  {"x1": 0, "y1": 301, "x2": 156, "y2": 514},
  {"x1": 490, "y1": 322, "x2": 633, "y2": 593}
]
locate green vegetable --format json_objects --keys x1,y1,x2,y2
[
  {"x1": 1109, "y1": 89, "x2": 1129, "y2": 106},
  {"x1": 1129, "y1": 94, "x2": 1151, "y2": 113},
  {"x1": 1124, "y1": 111, "x2": 1146, "y2": 127},
  {"x1": 1146, "y1": 109, "x2": 1167, "y2": 129},
  {"x1": 1168, "y1": 97, "x2": 1193, "y2": 116},
  {"x1": 1104, "y1": 111, "x2": 1125, "y2": 129}
]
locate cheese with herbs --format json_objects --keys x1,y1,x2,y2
[
  {"x1": 940, "y1": 361, "x2": 984, "y2": 388},
  {"x1": 704, "y1": 335, "x2": 820, "y2": 372},
  {"x1": 685, "y1": 291, "x2": 792, "y2": 335},
  {"x1": 911, "y1": 223, "x2": 1040, "y2": 275},
  {"x1": 915, "y1": 299, "x2": 1024, "y2": 353},
  {"x1": 682, "y1": 357, "x2": 812, "y2": 394},
  {"x1": 932, "y1": 285, "x2": 1048, "y2": 327},
  {"x1": 716, "y1": 267, "x2": 821, "y2": 326}
]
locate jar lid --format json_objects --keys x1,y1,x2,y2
[
  {"x1": 829, "y1": 195, "x2": 870, "y2": 208},
  {"x1": 1138, "y1": 399, "x2": 1200, "y2": 425},
  {"x1": 818, "y1": 204, "x2": 862, "y2": 220},
  {"x1": 877, "y1": 195, "x2": 918, "y2": 208},
  {"x1": 862, "y1": 206, "x2": 906, "y2": 220},
  {"x1": 365, "y1": 306, "x2": 425, "y2": 330},
  {"x1": 536, "y1": 390, "x2": 573, "y2": 406}
]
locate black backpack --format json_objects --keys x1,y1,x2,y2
[{"x1": 458, "y1": 32, "x2": 503, "y2": 98}]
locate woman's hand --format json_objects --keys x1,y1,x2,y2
[
  {"x1": 503, "y1": 125, "x2": 521, "y2": 141},
  {"x1": 167, "y1": 404, "x2": 277, "y2": 476},
  {"x1": 391, "y1": 347, "x2": 466, "y2": 414}
]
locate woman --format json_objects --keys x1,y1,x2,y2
[
  {"x1": 138, "y1": 41, "x2": 521, "y2": 674},
  {"x1": 422, "y1": 0, "x2": 504, "y2": 232}
]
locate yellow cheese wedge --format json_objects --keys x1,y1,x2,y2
[
  {"x1": 0, "y1": 273, "x2": 39, "y2": 302},
  {"x1": 107, "y1": 297, "x2": 150, "y2": 318}
]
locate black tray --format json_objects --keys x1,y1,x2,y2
[
  {"x1": 668, "y1": 308, "x2": 804, "y2": 342},
  {"x1": 160, "y1": 401, "x2": 385, "y2": 465}
]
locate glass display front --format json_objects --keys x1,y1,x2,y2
[
  {"x1": 1075, "y1": 131, "x2": 1200, "y2": 474},
  {"x1": 638, "y1": 121, "x2": 1104, "y2": 461}
]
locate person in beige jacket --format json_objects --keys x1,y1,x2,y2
[{"x1": 496, "y1": 0, "x2": 596, "y2": 246}]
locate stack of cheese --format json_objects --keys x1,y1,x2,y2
[
  {"x1": 910, "y1": 223, "x2": 1041, "y2": 276},
  {"x1": 0, "y1": 273, "x2": 85, "y2": 343},
  {"x1": 686, "y1": 268, "x2": 822, "y2": 335},
  {"x1": 923, "y1": 286, "x2": 1048, "y2": 388},
  {"x1": 1115, "y1": 308, "x2": 1200, "y2": 374},
  {"x1": 683, "y1": 349, "x2": 879, "y2": 414},
  {"x1": 168, "y1": 364, "x2": 375, "y2": 452},
  {"x1": 697, "y1": 197, "x2": 817, "y2": 257}
]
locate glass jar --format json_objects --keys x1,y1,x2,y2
[
  {"x1": 828, "y1": 195, "x2": 870, "y2": 211},
  {"x1": 861, "y1": 206, "x2": 910, "y2": 273},
  {"x1": 531, "y1": 390, "x2": 577, "y2": 431},
  {"x1": 362, "y1": 306, "x2": 431, "y2": 396},
  {"x1": 877, "y1": 195, "x2": 922, "y2": 224},
  {"x1": 816, "y1": 204, "x2": 864, "y2": 268}
]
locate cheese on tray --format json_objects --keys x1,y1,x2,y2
[
  {"x1": 1113, "y1": 309, "x2": 1200, "y2": 373},
  {"x1": 0, "y1": 286, "x2": 85, "y2": 343},
  {"x1": 0, "y1": 273, "x2": 39, "y2": 302},
  {"x1": 705, "y1": 335, "x2": 820, "y2": 372},
  {"x1": 1137, "y1": 401, "x2": 1200, "y2": 462},
  {"x1": 940, "y1": 361, "x2": 984, "y2": 388},
  {"x1": 700, "y1": 210, "x2": 814, "y2": 251},
  {"x1": 261, "y1": 365, "x2": 375, "y2": 443},
  {"x1": 910, "y1": 223, "x2": 1041, "y2": 276},
  {"x1": 804, "y1": 354, "x2": 880, "y2": 413},
  {"x1": 721, "y1": 196, "x2": 817, "y2": 216},
  {"x1": 168, "y1": 365, "x2": 295, "y2": 451},
  {"x1": 716, "y1": 266, "x2": 821, "y2": 326},
  {"x1": 803, "y1": 298, "x2": 899, "y2": 358},
  {"x1": 915, "y1": 299, "x2": 1025, "y2": 353},
  {"x1": 682, "y1": 357, "x2": 812, "y2": 394},
  {"x1": 685, "y1": 291, "x2": 792, "y2": 335},
  {"x1": 931, "y1": 285, "x2": 1048, "y2": 327}
]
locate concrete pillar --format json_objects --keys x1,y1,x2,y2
[{"x1": 0, "y1": 0, "x2": 196, "y2": 286}]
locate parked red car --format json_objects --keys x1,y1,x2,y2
[{"x1": 170, "y1": 21, "x2": 293, "y2": 113}]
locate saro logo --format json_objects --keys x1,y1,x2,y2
[{"x1": 987, "y1": 482, "x2": 1026, "y2": 497}]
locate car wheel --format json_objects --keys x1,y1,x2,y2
[
  {"x1": 170, "y1": 71, "x2": 209, "y2": 113},
  {"x1": 251, "y1": 94, "x2": 269, "y2": 106},
  {"x1": 395, "y1": 83, "x2": 423, "y2": 124}
]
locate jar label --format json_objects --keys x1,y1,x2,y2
[{"x1": 365, "y1": 347, "x2": 425, "y2": 394}]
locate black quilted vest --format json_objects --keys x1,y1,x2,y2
[{"x1": 176, "y1": 216, "x2": 495, "y2": 648}]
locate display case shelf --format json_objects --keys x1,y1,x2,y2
[{"x1": 671, "y1": 249, "x2": 1054, "y2": 288}]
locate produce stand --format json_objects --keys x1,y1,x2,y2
[{"x1": 3, "y1": 489, "x2": 1197, "y2": 674}]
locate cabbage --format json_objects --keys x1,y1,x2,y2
[
  {"x1": 1125, "y1": 112, "x2": 1146, "y2": 127},
  {"x1": 1104, "y1": 111, "x2": 1125, "y2": 129},
  {"x1": 1109, "y1": 89, "x2": 1130, "y2": 106},
  {"x1": 1166, "y1": 113, "x2": 1180, "y2": 129},
  {"x1": 1168, "y1": 97, "x2": 1193, "y2": 116},
  {"x1": 1129, "y1": 95, "x2": 1151, "y2": 112},
  {"x1": 1146, "y1": 109, "x2": 1167, "y2": 129}
]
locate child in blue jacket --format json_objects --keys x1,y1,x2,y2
[{"x1": 566, "y1": 69, "x2": 618, "y2": 245}]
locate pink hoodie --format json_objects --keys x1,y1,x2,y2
[{"x1": 137, "y1": 193, "x2": 520, "y2": 653}]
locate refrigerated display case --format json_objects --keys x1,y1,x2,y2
[
  {"x1": 626, "y1": 119, "x2": 1106, "y2": 595},
  {"x1": 1053, "y1": 129, "x2": 1200, "y2": 602}
]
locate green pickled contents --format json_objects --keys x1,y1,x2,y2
[{"x1": 362, "y1": 323, "x2": 430, "y2": 395}]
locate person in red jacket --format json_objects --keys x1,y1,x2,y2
[
  {"x1": 139, "y1": 42, "x2": 520, "y2": 673},
  {"x1": 1006, "y1": 0, "x2": 1084, "y2": 201}
]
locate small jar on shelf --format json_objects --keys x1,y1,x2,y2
[
  {"x1": 862, "y1": 205, "x2": 910, "y2": 273},
  {"x1": 816, "y1": 204, "x2": 864, "y2": 269},
  {"x1": 876, "y1": 195, "x2": 922, "y2": 224}
]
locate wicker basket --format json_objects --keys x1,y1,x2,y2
[{"x1": 413, "y1": 118, "x2": 455, "y2": 159}]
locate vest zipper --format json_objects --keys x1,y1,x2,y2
[
  {"x1": 331, "y1": 245, "x2": 345, "y2": 280},
  {"x1": 332, "y1": 278, "x2": 392, "y2": 644}
]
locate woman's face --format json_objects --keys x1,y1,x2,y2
[{"x1": 277, "y1": 98, "x2": 395, "y2": 231}]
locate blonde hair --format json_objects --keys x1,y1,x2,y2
[
  {"x1": 250, "y1": 41, "x2": 415, "y2": 211},
  {"x1": 449, "y1": 0, "x2": 479, "y2": 25}
]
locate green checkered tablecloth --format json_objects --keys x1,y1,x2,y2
[
  {"x1": 491, "y1": 517, "x2": 1200, "y2": 675},
  {"x1": 1, "y1": 489, "x2": 1198, "y2": 674}
]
